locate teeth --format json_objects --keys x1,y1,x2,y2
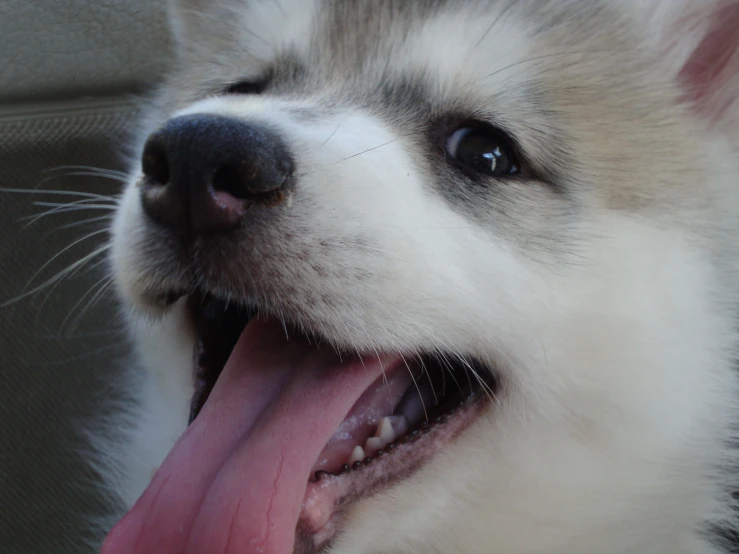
[
  {"x1": 347, "y1": 416, "x2": 414, "y2": 467},
  {"x1": 364, "y1": 416, "x2": 409, "y2": 456},
  {"x1": 386, "y1": 415, "x2": 408, "y2": 438},
  {"x1": 375, "y1": 417, "x2": 395, "y2": 442},
  {"x1": 349, "y1": 446, "x2": 366, "y2": 465},
  {"x1": 365, "y1": 437, "x2": 384, "y2": 455}
]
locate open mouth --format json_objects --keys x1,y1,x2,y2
[{"x1": 103, "y1": 292, "x2": 497, "y2": 554}]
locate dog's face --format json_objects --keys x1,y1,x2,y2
[{"x1": 103, "y1": 1, "x2": 739, "y2": 553}]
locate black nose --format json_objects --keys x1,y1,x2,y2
[{"x1": 140, "y1": 114, "x2": 294, "y2": 235}]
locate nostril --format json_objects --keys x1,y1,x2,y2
[
  {"x1": 212, "y1": 165, "x2": 246, "y2": 199},
  {"x1": 212, "y1": 161, "x2": 291, "y2": 201},
  {"x1": 142, "y1": 143, "x2": 170, "y2": 186}
]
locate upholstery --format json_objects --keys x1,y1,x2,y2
[
  {"x1": 0, "y1": 0, "x2": 171, "y2": 103},
  {"x1": 0, "y1": 2, "x2": 172, "y2": 552}
]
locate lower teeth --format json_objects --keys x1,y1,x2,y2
[
  {"x1": 311, "y1": 386, "x2": 482, "y2": 483},
  {"x1": 314, "y1": 405, "x2": 460, "y2": 481}
]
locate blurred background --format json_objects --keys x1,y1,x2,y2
[{"x1": 0, "y1": 2, "x2": 172, "y2": 552}]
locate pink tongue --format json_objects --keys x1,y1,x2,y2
[{"x1": 101, "y1": 317, "x2": 399, "y2": 554}]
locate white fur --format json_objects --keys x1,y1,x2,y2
[{"x1": 103, "y1": 1, "x2": 739, "y2": 552}]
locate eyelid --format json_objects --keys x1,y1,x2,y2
[{"x1": 223, "y1": 77, "x2": 269, "y2": 95}]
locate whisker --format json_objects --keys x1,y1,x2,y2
[
  {"x1": 27, "y1": 228, "x2": 109, "y2": 286},
  {"x1": 34, "y1": 245, "x2": 112, "y2": 317},
  {"x1": 475, "y1": 3, "x2": 514, "y2": 48},
  {"x1": 45, "y1": 165, "x2": 129, "y2": 178},
  {"x1": 2, "y1": 243, "x2": 110, "y2": 308},
  {"x1": 39, "y1": 171, "x2": 129, "y2": 184},
  {"x1": 454, "y1": 353, "x2": 498, "y2": 403},
  {"x1": 373, "y1": 348, "x2": 387, "y2": 390},
  {"x1": 279, "y1": 311, "x2": 290, "y2": 341},
  {"x1": 31, "y1": 201, "x2": 117, "y2": 210},
  {"x1": 23, "y1": 202, "x2": 118, "y2": 226},
  {"x1": 400, "y1": 351, "x2": 428, "y2": 423},
  {"x1": 487, "y1": 49, "x2": 630, "y2": 79},
  {"x1": 50, "y1": 215, "x2": 113, "y2": 233},
  {"x1": 334, "y1": 138, "x2": 400, "y2": 164},
  {"x1": 59, "y1": 274, "x2": 115, "y2": 333},
  {"x1": 1, "y1": 187, "x2": 118, "y2": 201},
  {"x1": 437, "y1": 351, "x2": 465, "y2": 396},
  {"x1": 320, "y1": 122, "x2": 342, "y2": 147},
  {"x1": 64, "y1": 278, "x2": 116, "y2": 336},
  {"x1": 418, "y1": 355, "x2": 439, "y2": 406}
]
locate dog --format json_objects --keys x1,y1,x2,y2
[{"x1": 98, "y1": 1, "x2": 739, "y2": 552}]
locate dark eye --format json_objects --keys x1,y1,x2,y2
[
  {"x1": 445, "y1": 126, "x2": 520, "y2": 176},
  {"x1": 223, "y1": 80, "x2": 267, "y2": 95}
]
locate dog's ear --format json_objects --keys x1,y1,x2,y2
[
  {"x1": 637, "y1": 0, "x2": 739, "y2": 123},
  {"x1": 165, "y1": 0, "x2": 210, "y2": 46},
  {"x1": 165, "y1": 0, "x2": 245, "y2": 50}
]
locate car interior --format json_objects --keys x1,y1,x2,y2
[{"x1": 0, "y1": 2, "x2": 172, "y2": 552}]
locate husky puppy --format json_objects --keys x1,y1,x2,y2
[{"x1": 99, "y1": 1, "x2": 739, "y2": 553}]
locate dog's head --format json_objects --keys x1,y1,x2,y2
[{"x1": 104, "y1": 1, "x2": 739, "y2": 553}]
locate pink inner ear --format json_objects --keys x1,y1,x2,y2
[{"x1": 678, "y1": 2, "x2": 739, "y2": 121}]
